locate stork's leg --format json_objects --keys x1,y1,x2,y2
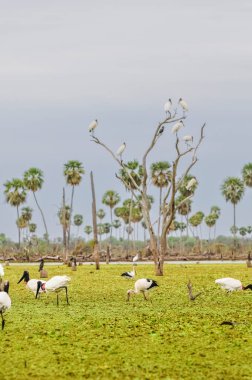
[
  {"x1": 1, "y1": 311, "x2": 5, "y2": 330},
  {"x1": 64, "y1": 286, "x2": 69, "y2": 305},
  {"x1": 142, "y1": 291, "x2": 148, "y2": 301},
  {"x1": 57, "y1": 294, "x2": 59, "y2": 306}
]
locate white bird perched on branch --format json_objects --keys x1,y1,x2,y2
[
  {"x1": 0, "y1": 281, "x2": 11, "y2": 330},
  {"x1": 127, "y1": 278, "x2": 158, "y2": 300},
  {"x1": 164, "y1": 99, "x2": 172, "y2": 115},
  {"x1": 183, "y1": 135, "x2": 193, "y2": 147},
  {"x1": 121, "y1": 266, "x2": 136, "y2": 279},
  {"x1": 171, "y1": 120, "x2": 184, "y2": 134},
  {"x1": 36, "y1": 275, "x2": 71, "y2": 305},
  {"x1": 17, "y1": 271, "x2": 46, "y2": 296},
  {"x1": 116, "y1": 142, "x2": 126, "y2": 159},
  {"x1": 186, "y1": 178, "x2": 197, "y2": 191},
  {"x1": 88, "y1": 119, "x2": 98, "y2": 136},
  {"x1": 178, "y1": 98, "x2": 189, "y2": 113},
  {"x1": 215, "y1": 278, "x2": 252, "y2": 292}
]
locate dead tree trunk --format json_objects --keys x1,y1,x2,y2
[{"x1": 90, "y1": 171, "x2": 99, "y2": 270}]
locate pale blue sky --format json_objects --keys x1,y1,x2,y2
[{"x1": 1, "y1": 0, "x2": 252, "y2": 241}]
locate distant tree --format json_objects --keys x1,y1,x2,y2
[
  {"x1": 84, "y1": 225, "x2": 92, "y2": 239},
  {"x1": 239, "y1": 227, "x2": 247, "y2": 238},
  {"x1": 204, "y1": 214, "x2": 216, "y2": 240},
  {"x1": 221, "y1": 177, "x2": 244, "y2": 247},
  {"x1": 97, "y1": 209, "x2": 106, "y2": 223},
  {"x1": 242, "y1": 163, "x2": 252, "y2": 188},
  {"x1": 64, "y1": 160, "x2": 85, "y2": 246},
  {"x1": 23, "y1": 168, "x2": 48, "y2": 240},
  {"x1": 112, "y1": 219, "x2": 121, "y2": 239},
  {"x1": 29, "y1": 223, "x2": 37, "y2": 233},
  {"x1": 210, "y1": 205, "x2": 221, "y2": 239},
  {"x1": 102, "y1": 190, "x2": 120, "y2": 244},
  {"x1": 4, "y1": 178, "x2": 27, "y2": 248},
  {"x1": 74, "y1": 214, "x2": 83, "y2": 237}
]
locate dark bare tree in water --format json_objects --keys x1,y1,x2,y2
[{"x1": 91, "y1": 102, "x2": 205, "y2": 275}]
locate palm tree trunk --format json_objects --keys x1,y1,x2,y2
[
  {"x1": 17, "y1": 206, "x2": 20, "y2": 248},
  {"x1": 110, "y1": 207, "x2": 113, "y2": 248},
  {"x1": 157, "y1": 187, "x2": 162, "y2": 249},
  {"x1": 233, "y1": 203, "x2": 237, "y2": 249},
  {"x1": 33, "y1": 191, "x2": 49, "y2": 241},
  {"x1": 68, "y1": 186, "x2": 75, "y2": 248}
]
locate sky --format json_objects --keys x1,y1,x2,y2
[{"x1": 0, "y1": 0, "x2": 252, "y2": 241}]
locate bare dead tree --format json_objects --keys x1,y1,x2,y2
[
  {"x1": 91, "y1": 105, "x2": 205, "y2": 275},
  {"x1": 90, "y1": 171, "x2": 100, "y2": 270}
]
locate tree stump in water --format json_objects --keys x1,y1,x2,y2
[{"x1": 40, "y1": 270, "x2": 48, "y2": 278}]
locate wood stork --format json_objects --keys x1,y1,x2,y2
[
  {"x1": 38, "y1": 259, "x2": 44, "y2": 272},
  {"x1": 116, "y1": 142, "x2": 126, "y2": 159},
  {"x1": 186, "y1": 178, "x2": 197, "y2": 191},
  {"x1": 183, "y1": 135, "x2": 193, "y2": 147},
  {"x1": 127, "y1": 278, "x2": 158, "y2": 300},
  {"x1": 132, "y1": 252, "x2": 139, "y2": 263},
  {"x1": 215, "y1": 278, "x2": 252, "y2": 292},
  {"x1": 36, "y1": 275, "x2": 71, "y2": 306},
  {"x1": 0, "y1": 281, "x2": 11, "y2": 330},
  {"x1": 164, "y1": 99, "x2": 172, "y2": 115},
  {"x1": 17, "y1": 270, "x2": 46, "y2": 296},
  {"x1": 178, "y1": 98, "x2": 189, "y2": 114},
  {"x1": 171, "y1": 120, "x2": 184, "y2": 134},
  {"x1": 121, "y1": 266, "x2": 136, "y2": 279},
  {"x1": 88, "y1": 119, "x2": 98, "y2": 135}
]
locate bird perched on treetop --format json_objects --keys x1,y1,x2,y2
[
  {"x1": 186, "y1": 178, "x2": 197, "y2": 191},
  {"x1": 164, "y1": 99, "x2": 172, "y2": 115},
  {"x1": 183, "y1": 135, "x2": 193, "y2": 146},
  {"x1": 127, "y1": 278, "x2": 158, "y2": 301},
  {"x1": 178, "y1": 98, "x2": 189, "y2": 113},
  {"x1": 88, "y1": 119, "x2": 98, "y2": 135},
  {"x1": 171, "y1": 120, "x2": 184, "y2": 134},
  {"x1": 116, "y1": 142, "x2": 126, "y2": 159}
]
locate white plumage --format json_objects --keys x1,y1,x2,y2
[
  {"x1": 183, "y1": 135, "x2": 193, "y2": 144},
  {"x1": 0, "y1": 282, "x2": 11, "y2": 330},
  {"x1": 186, "y1": 178, "x2": 197, "y2": 191},
  {"x1": 215, "y1": 278, "x2": 243, "y2": 292},
  {"x1": 17, "y1": 271, "x2": 46, "y2": 295},
  {"x1": 171, "y1": 120, "x2": 184, "y2": 134},
  {"x1": 116, "y1": 142, "x2": 126, "y2": 157},
  {"x1": 0, "y1": 264, "x2": 4, "y2": 277},
  {"x1": 36, "y1": 275, "x2": 71, "y2": 305},
  {"x1": 88, "y1": 119, "x2": 98, "y2": 134},
  {"x1": 132, "y1": 253, "x2": 139, "y2": 263},
  {"x1": 164, "y1": 99, "x2": 172, "y2": 114},
  {"x1": 121, "y1": 267, "x2": 136, "y2": 279},
  {"x1": 127, "y1": 278, "x2": 158, "y2": 300},
  {"x1": 179, "y1": 98, "x2": 189, "y2": 112}
]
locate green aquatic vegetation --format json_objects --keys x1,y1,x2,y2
[{"x1": 1, "y1": 264, "x2": 252, "y2": 379}]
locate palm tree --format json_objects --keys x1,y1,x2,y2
[
  {"x1": 23, "y1": 167, "x2": 49, "y2": 240},
  {"x1": 210, "y1": 206, "x2": 221, "y2": 240},
  {"x1": 176, "y1": 194, "x2": 192, "y2": 237},
  {"x1": 74, "y1": 214, "x2": 83, "y2": 237},
  {"x1": 205, "y1": 214, "x2": 216, "y2": 241},
  {"x1": 102, "y1": 190, "x2": 120, "y2": 245},
  {"x1": 242, "y1": 163, "x2": 252, "y2": 188},
  {"x1": 112, "y1": 219, "x2": 121, "y2": 240},
  {"x1": 97, "y1": 209, "x2": 106, "y2": 223},
  {"x1": 58, "y1": 205, "x2": 71, "y2": 244},
  {"x1": 84, "y1": 225, "x2": 92, "y2": 239},
  {"x1": 64, "y1": 160, "x2": 85, "y2": 246},
  {"x1": 4, "y1": 178, "x2": 27, "y2": 248},
  {"x1": 29, "y1": 223, "x2": 37, "y2": 234},
  {"x1": 150, "y1": 161, "x2": 172, "y2": 245},
  {"x1": 221, "y1": 177, "x2": 245, "y2": 247}
]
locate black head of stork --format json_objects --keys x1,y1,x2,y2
[
  {"x1": 17, "y1": 271, "x2": 30, "y2": 284},
  {"x1": 243, "y1": 284, "x2": 252, "y2": 291},
  {"x1": 3, "y1": 281, "x2": 9, "y2": 294}
]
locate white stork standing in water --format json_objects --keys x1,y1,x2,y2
[
  {"x1": 0, "y1": 281, "x2": 11, "y2": 330},
  {"x1": 121, "y1": 266, "x2": 136, "y2": 279},
  {"x1": 36, "y1": 275, "x2": 71, "y2": 306},
  {"x1": 17, "y1": 271, "x2": 46, "y2": 296},
  {"x1": 215, "y1": 278, "x2": 252, "y2": 292},
  {"x1": 127, "y1": 278, "x2": 158, "y2": 300},
  {"x1": 88, "y1": 119, "x2": 98, "y2": 136}
]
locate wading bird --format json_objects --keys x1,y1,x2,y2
[
  {"x1": 0, "y1": 264, "x2": 4, "y2": 278},
  {"x1": 164, "y1": 99, "x2": 172, "y2": 115},
  {"x1": 132, "y1": 252, "x2": 139, "y2": 263},
  {"x1": 183, "y1": 135, "x2": 193, "y2": 147},
  {"x1": 88, "y1": 119, "x2": 98, "y2": 136},
  {"x1": 178, "y1": 98, "x2": 189, "y2": 114},
  {"x1": 215, "y1": 278, "x2": 252, "y2": 292},
  {"x1": 36, "y1": 275, "x2": 71, "y2": 306},
  {"x1": 0, "y1": 281, "x2": 11, "y2": 330},
  {"x1": 17, "y1": 270, "x2": 46, "y2": 296},
  {"x1": 127, "y1": 278, "x2": 158, "y2": 300},
  {"x1": 121, "y1": 266, "x2": 136, "y2": 279},
  {"x1": 186, "y1": 178, "x2": 197, "y2": 191},
  {"x1": 116, "y1": 142, "x2": 126, "y2": 159},
  {"x1": 171, "y1": 120, "x2": 184, "y2": 134}
]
